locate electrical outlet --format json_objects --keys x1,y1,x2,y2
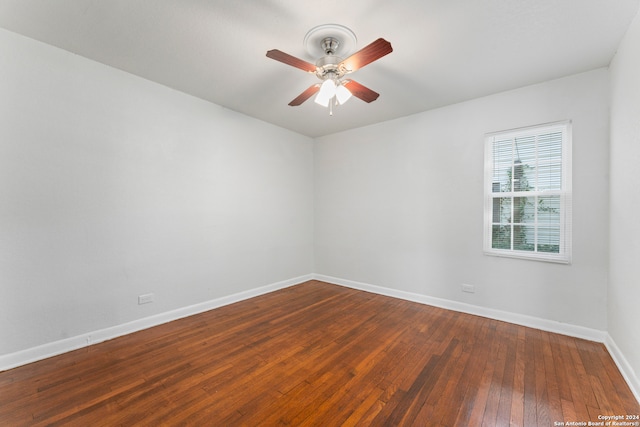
[
  {"x1": 462, "y1": 284, "x2": 475, "y2": 293},
  {"x1": 138, "y1": 293, "x2": 155, "y2": 305}
]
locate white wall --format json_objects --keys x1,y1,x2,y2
[
  {"x1": 0, "y1": 28, "x2": 314, "y2": 356},
  {"x1": 315, "y1": 68, "x2": 610, "y2": 331},
  {"x1": 609, "y1": 7, "x2": 640, "y2": 396}
]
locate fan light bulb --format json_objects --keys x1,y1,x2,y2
[
  {"x1": 335, "y1": 83, "x2": 352, "y2": 105},
  {"x1": 314, "y1": 79, "x2": 337, "y2": 107}
]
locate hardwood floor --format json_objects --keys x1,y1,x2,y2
[{"x1": 1, "y1": 280, "x2": 638, "y2": 426}]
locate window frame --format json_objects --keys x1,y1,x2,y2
[{"x1": 483, "y1": 121, "x2": 572, "y2": 264}]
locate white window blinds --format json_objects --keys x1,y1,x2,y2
[{"x1": 484, "y1": 122, "x2": 572, "y2": 263}]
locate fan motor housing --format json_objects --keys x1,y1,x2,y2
[{"x1": 315, "y1": 55, "x2": 347, "y2": 80}]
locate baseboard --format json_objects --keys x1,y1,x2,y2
[
  {"x1": 0, "y1": 274, "x2": 312, "y2": 372},
  {"x1": 313, "y1": 274, "x2": 607, "y2": 343},
  {"x1": 605, "y1": 334, "x2": 640, "y2": 403}
]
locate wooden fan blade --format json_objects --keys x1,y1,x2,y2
[
  {"x1": 343, "y1": 80, "x2": 380, "y2": 103},
  {"x1": 266, "y1": 49, "x2": 317, "y2": 73},
  {"x1": 340, "y1": 38, "x2": 392, "y2": 73},
  {"x1": 289, "y1": 84, "x2": 321, "y2": 106}
]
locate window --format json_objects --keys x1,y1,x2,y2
[{"x1": 484, "y1": 122, "x2": 572, "y2": 263}]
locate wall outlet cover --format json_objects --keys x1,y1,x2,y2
[
  {"x1": 462, "y1": 284, "x2": 475, "y2": 293},
  {"x1": 138, "y1": 293, "x2": 155, "y2": 305}
]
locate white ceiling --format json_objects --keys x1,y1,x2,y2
[{"x1": 0, "y1": 0, "x2": 638, "y2": 138}]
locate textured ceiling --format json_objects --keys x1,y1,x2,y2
[{"x1": 0, "y1": 0, "x2": 638, "y2": 137}]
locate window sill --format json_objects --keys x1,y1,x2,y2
[{"x1": 483, "y1": 249, "x2": 571, "y2": 264}]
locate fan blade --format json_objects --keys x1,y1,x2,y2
[
  {"x1": 343, "y1": 80, "x2": 380, "y2": 103},
  {"x1": 340, "y1": 38, "x2": 393, "y2": 73},
  {"x1": 266, "y1": 49, "x2": 317, "y2": 73},
  {"x1": 289, "y1": 84, "x2": 321, "y2": 106}
]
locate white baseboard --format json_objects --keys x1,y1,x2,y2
[
  {"x1": 605, "y1": 334, "x2": 640, "y2": 403},
  {"x1": 313, "y1": 274, "x2": 607, "y2": 342},
  {"x1": 0, "y1": 274, "x2": 312, "y2": 372},
  {"x1": 313, "y1": 274, "x2": 640, "y2": 404}
]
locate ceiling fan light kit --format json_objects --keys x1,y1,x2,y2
[{"x1": 266, "y1": 24, "x2": 392, "y2": 115}]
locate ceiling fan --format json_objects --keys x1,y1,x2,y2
[{"x1": 266, "y1": 24, "x2": 393, "y2": 114}]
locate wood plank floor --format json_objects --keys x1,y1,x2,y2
[{"x1": 1, "y1": 281, "x2": 638, "y2": 426}]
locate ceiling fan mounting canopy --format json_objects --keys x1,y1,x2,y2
[{"x1": 303, "y1": 24, "x2": 357, "y2": 58}]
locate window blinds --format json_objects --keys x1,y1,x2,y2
[{"x1": 484, "y1": 122, "x2": 572, "y2": 263}]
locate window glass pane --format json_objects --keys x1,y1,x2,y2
[
  {"x1": 518, "y1": 161, "x2": 536, "y2": 191},
  {"x1": 538, "y1": 196, "x2": 560, "y2": 223},
  {"x1": 514, "y1": 135, "x2": 536, "y2": 162},
  {"x1": 513, "y1": 196, "x2": 535, "y2": 224},
  {"x1": 492, "y1": 225, "x2": 511, "y2": 249},
  {"x1": 538, "y1": 132, "x2": 562, "y2": 163},
  {"x1": 513, "y1": 225, "x2": 535, "y2": 251},
  {"x1": 492, "y1": 197, "x2": 511, "y2": 224},
  {"x1": 514, "y1": 136, "x2": 536, "y2": 191},
  {"x1": 512, "y1": 161, "x2": 532, "y2": 192},
  {"x1": 537, "y1": 226, "x2": 560, "y2": 253},
  {"x1": 537, "y1": 163, "x2": 562, "y2": 191},
  {"x1": 492, "y1": 138, "x2": 512, "y2": 192}
]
